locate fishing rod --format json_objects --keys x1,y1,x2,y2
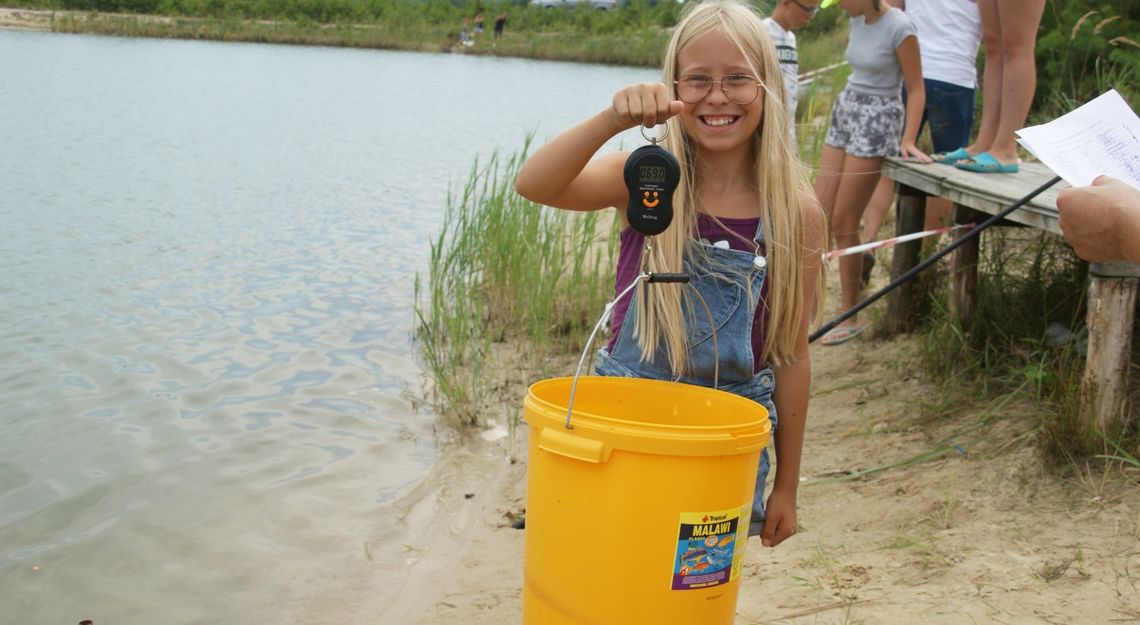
[{"x1": 809, "y1": 174, "x2": 1063, "y2": 343}]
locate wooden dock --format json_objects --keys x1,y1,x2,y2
[{"x1": 881, "y1": 158, "x2": 1138, "y2": 437}]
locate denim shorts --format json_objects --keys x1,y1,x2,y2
[
  {"x1": 825, "y1": 88, "x2": 905, "y2": 158},
  {"x1": 903, "y1": 78, "x2": 975, "y2": 153}
]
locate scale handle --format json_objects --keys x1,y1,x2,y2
[{"x1": 646, "y1": 272, "x2": 689, "y2": 283}]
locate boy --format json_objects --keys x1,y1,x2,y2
[{"x1": 763, "y1": 0, "x2": 821, "y2": 143}]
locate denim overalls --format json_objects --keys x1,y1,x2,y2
[{"x1": 595, "y1": 219, "x2": 778, "y2": 536}]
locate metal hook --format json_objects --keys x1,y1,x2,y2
[{"x1": 639, "y1": 123, "x2": 669, "y2": 145}]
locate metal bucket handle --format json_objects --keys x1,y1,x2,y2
[{"x1": 564, "y1": 271, "x2": 724, "y2": 430}]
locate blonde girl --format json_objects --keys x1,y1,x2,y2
[{"x1": 515, "y1": 0, "x2": 825, "y2": 547}]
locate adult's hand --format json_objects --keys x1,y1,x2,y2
[{"x1": 1056, "y1": 176, "x2": 1140, "y2": 264}]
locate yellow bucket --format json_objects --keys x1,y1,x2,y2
[{"x1": 522, "y1": 376, "x2": 771, "y2": 625}]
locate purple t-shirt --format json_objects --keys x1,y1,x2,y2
[{"x1": 608, "y1": 214, "x2": 770, "y2": 372}]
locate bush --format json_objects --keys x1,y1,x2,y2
[{"x1": 1035, "y1": 0, "x2": 1140, "y2": 116}]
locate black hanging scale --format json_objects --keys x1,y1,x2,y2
[{"x1": 623, "y1": 142, "x2": 680, "y2": 236}]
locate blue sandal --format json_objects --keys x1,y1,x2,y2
[
  {"x1": 953, "y1": 152, "x2": 1020, "y2": 174},
  {"x1": 933, "y1": 147, "x2": 971, "y2": 165}
]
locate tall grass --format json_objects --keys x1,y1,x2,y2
[
  {"x1": 910, "y1": 227, "x2": 1137, "y2": 464},
  {"x1": 1035, "y1": 0, "x2": 1139, "y2": 119},
  {"x1": 413, "y1": 141, "x2": 615, "y2": 426}
]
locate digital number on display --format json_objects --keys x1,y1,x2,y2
[{"x1": 639, "y1": 165, "x2": 667, "y2": 183}]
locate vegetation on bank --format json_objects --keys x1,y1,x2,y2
[
  {"x1": 4, "y1": 0, "x2": 850, "y2": 66},
  {"x1": 3, "y1": 0, "x2": 1136, "y2": 98}
]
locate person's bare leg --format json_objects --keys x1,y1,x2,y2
[
  {"x1": 862, "y1": 175, "x2": 894, "y2": 243},
  {"x1": 965, "y1": 0, "x2": 1002, "y2": 157},
  {"x1": 814, "y1": 145, "x2": 847, "y2": 246},
  {"x1": 986, "y1": 0, "x2": 1046, "y2": 165},
  {"x1": 829, "y1": 154, "x2": 884, "y2": 329},
  {"x1": 925, "y1": 197, "x2": 952, "y2": 230}
]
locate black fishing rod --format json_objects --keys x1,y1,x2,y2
[{"x1": 809, "y1": 174, "x2": 1063, "y2": 343}]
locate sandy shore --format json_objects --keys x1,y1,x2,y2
[{"x1": 371, "y1": 326, "x2": 1139, "y2": 624}]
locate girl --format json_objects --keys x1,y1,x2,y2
[
  {"x1": 813, "y1": 0, "x2": 929, "y2": 346},
  {"x1": 515, "y1": 0, "x2": 824, "y2": 548}
]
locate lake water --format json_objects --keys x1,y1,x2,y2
[{"x1": 0, "y1": 29, "x2": 657, "y2": 624}]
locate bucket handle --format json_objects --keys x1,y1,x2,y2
[{"x1": 564, "y1": 271, "x2": 694, "y2": 430}]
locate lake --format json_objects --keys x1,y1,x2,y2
[{"x1": 0, "y1": 28, "x2": 657, "y2": 624}]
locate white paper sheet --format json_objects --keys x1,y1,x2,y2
[{"x1": 1016, "y1": 89, "x2": 1140, "y2": 188}]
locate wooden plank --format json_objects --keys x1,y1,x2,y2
[{"x1": 881, "y1": 159, "x2": 1067, "y2": 234}]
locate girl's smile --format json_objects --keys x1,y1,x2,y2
[
  {"x1": 701, "y1": 114, "x2": 741, "y2": 129},
  {"x1": 676, "y1": 30, "x2": 764, "y2": 154}
]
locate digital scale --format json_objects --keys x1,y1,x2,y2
[{"x1": 624, "y1": 134, "x2": 680, "y2": 236}]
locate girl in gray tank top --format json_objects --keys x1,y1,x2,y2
[{"x1": 814, "y1": 0, "x2": 930, "y2": 346}]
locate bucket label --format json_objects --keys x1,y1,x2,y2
[{"x1": 671, "y1": 504, "x2": 750, "y2": 590}]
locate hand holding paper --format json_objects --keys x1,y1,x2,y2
[
  {"x1": 1056, "y1": 175, "x2": 1140, "y2": 264},
  {"x1": 1019, "y1": 90, "x2": 1140, "y2": 264}
]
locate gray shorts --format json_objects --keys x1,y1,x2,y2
[{"x1": 824, "y1": 88, "x2": 904, "y2": 158}]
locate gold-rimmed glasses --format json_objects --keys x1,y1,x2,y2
[
  {"x1": 789, "y1": 0, "x2": 820, "y2": 16},
  {"x1": 674, "y1": 74, "x2": 764, "y2": 105}
]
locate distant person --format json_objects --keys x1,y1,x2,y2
[
  {"x1": 859, "y1": 0, "x2": 982, "y2": 279},
  {"x1": 474, "y1": 12, "x2": 485, "y2": 36},
  {"x1": 1057, "y1": 176, "x2": 1140, "y2": 264},
  {"x1": 460, "y1": 18, "x2": 472, "y2": 45},
  {"x1": 813, "y1": 0, "x2": 929, "y2": 346},
  {"x1": 494, "y1": 13, "x2": 507, "y2": 39},
  {"x1": 950, "y1": 0, "x2": 1047, "y2": 173},
  {"x1": 763, "y1": 0, "x2": 822, "y2": 144}
]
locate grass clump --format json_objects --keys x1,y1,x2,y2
[
  {"x1": 414, "y1": 141, "x2": 615, "y2": 427},
  {"x1": 913, "y1": 228, "x2": 1140, "y2": 465},
  {"x1": 1035, "y1": 0, "x2": 1140, "y2": 118}
]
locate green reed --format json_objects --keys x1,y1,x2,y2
[{"x1": 414, "y1": 141, "x2": 615, "y2": 426}]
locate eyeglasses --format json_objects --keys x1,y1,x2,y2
[
  {"x1": 789, "y1": 0, "x2": 820, "y2": 16},
  {"x1": 674, "y1": 74, "x2": 764, "y2": 105}
]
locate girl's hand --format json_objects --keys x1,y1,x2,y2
[
  {"x1": 899, "y1": 140, "x2": 931, "y2": 164},
  {"x1": 611, "y1": 83, "x2": 684, "y2": 131},
  {"x1": 760, "y1": 485, "x2": 797, "y2": 548}
]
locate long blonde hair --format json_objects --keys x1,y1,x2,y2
[{"x1": 633, "y1": 0, "x2": 818, "y2": 376}]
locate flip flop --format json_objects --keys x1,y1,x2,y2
[
  {"x1": 820, "y1": 325, "x2": 865, "y2": 346},
  {"x1": 953, "y1": 151, "x2": 1020, "y2": 174},
  {"x1": 932, "y1": 147, "x2": 971, "y2": 165}
]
